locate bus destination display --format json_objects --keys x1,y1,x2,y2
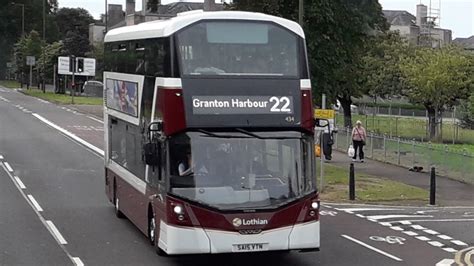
[{"x1": 192, "y1": 96, "x2": 294, "y2": 115}]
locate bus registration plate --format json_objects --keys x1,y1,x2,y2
[{"x1": 232, "y1": 243, "x2": 268, "y2": 252}]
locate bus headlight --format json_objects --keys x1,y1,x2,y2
[
  {"x1": 173, "y1": 205, "x2": 184, "y2": 215},
  {"x1": 311, "y1": 201, "x2": 319, "y2": 210}
]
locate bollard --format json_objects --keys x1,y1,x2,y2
[
  {"x1": 430, "y1": 167, "x2": 436, "y2": 205},
  {"x1": 349, "y1": 163, "x2": 355, "y2": 200}
]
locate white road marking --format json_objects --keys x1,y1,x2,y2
[
  {"x1": 424, "y1": 229, "x2": 440, "y2": 235},
  {"x1": 0, "y1": 155, "x2": 3, "y2": 160},
  {"x1": 366, "y1": 215, "x2": 433, "y2": 221},
  {"x1": 436, "y1": 259, "x2": 455, "y2": 266},
  {"x1": 405, "y1": 219, "x2": 474, "y2": 223},
  {"x1": 443, "y1": 248, "x2": 458, "y2": 253},
  {"x1": 411, "y1": 225, "x2": 427, "y2": 230},
  {"x1": 32, "y1": 113, "x2": 104, "y2": 156},
  {"x1": 0, "y1": 161, "x2": 78, "y2": 265},
  {"x1": 46, "y1": 221, "x2": 68, "y2": 244},
  {"x1": 438, "y1": 235, "x2": 453, "y2": 240},
  {"x1": 14, "y1": 176, "x2": 26, "y2": 189},
  {"x1": 86, "y1": 115, "x2": 103, "y2": 124},
  {"x1": 390, "y1": 226, "x2": 404, "y2": 231},
  {"x1": 356, "y1": 214, "x2": 365, "y2": 218},
  {"x1": 451, "y1": 240, "x2": 468, "y2": 246},
  {"x1": 428, "y1": 241, "x2": 444, "y2": 247},
  {"x1": 4, "y1": 162, "x2": 13, "y2": 172},
  {"x1": 416, "y1": 236, "x2": 431, "y2": 241},
  {"x1": 402, "y1": 231, "x2": 418, "y2": 236},
  {"x1": 72, "y1": 257, "x2": 84, "y2": 266},
  {"x1": 465, "y1": 249, "x2": 474, "y2": 265},
  {"x1": 27, "y1": 195, "x2": 44, "y2": 212},
  {"x1": 400, "y1": 221, "x2": 412, "y2": 225},
  {"x1": 342, "y1": 235, "x2": 403, "y2": 261},
  {"x1": 336, "y1": 208, "x2": 403, "y2": 213},
  {"x1": 379, "y1": 222, "x2": 392, "y2": 227}
]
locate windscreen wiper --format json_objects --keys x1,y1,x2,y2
[
  {"x1": 197, "y1": 129, "x2": 250, "y2": 139},
  {"x1": 236, "y1": 128, "x2": 301, "y2": 140}
]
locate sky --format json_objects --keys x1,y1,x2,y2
[{"x1": 58, "y1": 0, "x2": 474, "y2": 38}]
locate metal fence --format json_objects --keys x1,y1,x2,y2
[{"x1": 334, "y1": 128, "x2": 474, "y2": 185}]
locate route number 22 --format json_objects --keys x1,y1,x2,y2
[{"x1": 269, "y1": 97, "x2": 291, "y2": 113}]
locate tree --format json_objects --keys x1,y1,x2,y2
[
  {"x1": 228, "y1": 0, "x2": 388, "y2": 127},
  {"x1": 361, "y1": 32, "x2": 408, "y2": 102},
  {"x1": 13, "y1": 30, "x2": 44, "y2": 82},
  {"x1": 37, "y1": 41, "x2": 63, "y2": 83},
  {"x1": 458, "y1": 94, "x2": 474, "y2": 129},
  {"x1": 400, "y1": 46, "x2": 473, "y2": 140},
  {"x1": 0, "y1": 0, "x2": 58, "y2": 77},
  {"x1": 54, "y1": 8, "x2": 93, "y2": 57},
  {"x1": 85, "y1": 42, "x2": 104, "y2": 80},
  {"x1": 62, "y1": 31, "x2": 91, "y2": 57}
]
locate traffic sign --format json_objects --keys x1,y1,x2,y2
[
  {"x1": 314, "y1": 109, "x2": 335, "y2": 119},
  {"x1": 58, "y1": 56, "x2": 96, "y2": 76},
  {"x1": 26, "y1": 56, "x2": 36, "y2": 66}
]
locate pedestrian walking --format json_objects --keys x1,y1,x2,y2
[{"x1": 351, "y1": 120, "x2": 366, "y2": 162}]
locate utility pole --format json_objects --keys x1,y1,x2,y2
[
  {"x1": 105, "y1": 0, "x2": 108, "y2": 33},
  {"x1": 12, "y1": 3, "x2": 25, "y2": 36},
  {"x1": 298, "y1": 0, "x2": 304, "y2": 26},
  {"x1": 42, "y1": 0, "x2": 46, "y2": 92}
]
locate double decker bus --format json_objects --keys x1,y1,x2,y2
[{"x1": 103, "y1": 10, "x2": 319, "y2": 255}]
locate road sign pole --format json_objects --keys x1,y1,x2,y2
[
  {"x1": 72, "y1": 71, "x2": 75, "y2": 104},
  {"x1": 320, "y1": 94, "x2": 327, "y2": 192},
  {"x1": 29, "y1": 65, "x2": 32, "y2": 90}
]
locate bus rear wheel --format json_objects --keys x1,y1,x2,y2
[{"x1": 148, "y1": 213, "x2": 156, "y2": 246}]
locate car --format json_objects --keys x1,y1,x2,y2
[{"x1": 82, "y1": 80, "x2": 103, "y2": 97}]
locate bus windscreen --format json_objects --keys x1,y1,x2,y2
[{"x1": 177, "y1": 21, "x2": 300, "y2": 77}]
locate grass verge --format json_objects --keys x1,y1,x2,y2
[
  {"x1": 22, "y1": 89, "x2": 103, "y2": 105},
  {"x1": 0, "y1": 80, "x2": 21, "y2": 89},
  {"x1": 321, "y1": 164, "x2": 428, "y2": 204}
]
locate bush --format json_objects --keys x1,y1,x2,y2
[{"x1": 458, "y1": 94, "x2": 474, "y2": 129}]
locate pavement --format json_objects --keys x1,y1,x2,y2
[
  {"x1": 1, "y1": 85, "x2": 473, "y2": 265},
  {"x1": 328, "y1": 151, "x2": 474, "y2": 207}
]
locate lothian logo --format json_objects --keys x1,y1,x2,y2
[{"x1": 232, "y1": 218, "x2": 268, "y2": 227}]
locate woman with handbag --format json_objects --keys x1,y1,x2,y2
[{"x1": 351, "y1": 120, "x2": 367, "y2": 162}]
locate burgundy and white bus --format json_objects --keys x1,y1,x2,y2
[{"x1": 103, "y1": 10, "x2": 319, "y2": 255}]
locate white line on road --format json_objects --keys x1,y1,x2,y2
[
  {"x1": 424, "y1": 229, "x2": 440, "y2": 235},
  {"x1": 27, "y1": 195, "x2": 44, "y2": 212},
  {"x1": 32, "y1": 113, "x2": 104, "y2": 156},
  {"x1": 436, "y1": 259, "x2": 455, "y2": 266},
  {"x1": 366, "y1": 215, "x2": 433, "y2": 221},
  {"x1": 4, "y1": 162, "x2": 13, "y2": 172},
  {"x1": 356, "y1": 214, "x2": 365, "y2": 218},
  {"x1": 341, "y1": 235, "x2": 403, "y2": 262},
  {"x1": 390, "y1": 226, "x2": 404, "y2": 231},
  {"x1": 411, "y1": 225, "x2": 427, "y2": 230},
  {"x1": 0, "y1": 148, "x2": 83, "y2": 266},
  {"x1": 46, "y1": 221, "x2": 68, "y2": 245},
  {"x1": 443, "y1": 248, "x2": 458, "y2": 253},
  {"x1": 405, "y1": 219, "x2": 474, "y2": 223},
  {"x1": 402, "y1": 231, "x2": 418, "y2": 236},
  {"x1": 416, "y1": 236, "x2": 431, "y2": 241},
  {"x1": 336, "y1": 208, "x2": 404, "y2": 213},
  {"x1": 451, "y1": 240, "x2": 468, "y2": 246},
  {"x1": 438, "y1": 235, "x2": 453, "y2": 240},
  {"x1": 428, "y1": 241, "x2": 445, "y2": 247},
  {"x1": 86, "y1": 115, "x2": 103, "y2": 124},
  {"x1": 14, "y1": 176, "x2": 26, "y2": 189},
  {"x1": 400, "y1": 221, "x2": 412, "y2": 225},
  {"x1": 72, "y1": 257, "x2": 84, "y2": 266},
  {"x1": 379, "y1": 222, "x2": 392, "y2": 227},
  {"x1": 0, "y1": 154, "x2": 3, "y2": 160}
]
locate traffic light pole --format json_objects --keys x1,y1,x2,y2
[{"x1": 70, "y1": 56, "x2": 76, "y2": 104}]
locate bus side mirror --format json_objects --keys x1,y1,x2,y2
[
  {"x1": 144, "y1": 142, "x2": 160, "y2": 166},
  {"x1": 147, "y1": 121, "x2": 163, "y2": 141}
]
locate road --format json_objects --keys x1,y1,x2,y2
[{"x1": 0, "y1": 87, "x2": 472, "y2": 265}]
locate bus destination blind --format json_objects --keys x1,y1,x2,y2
[{"x1": 192, "y1": 96, "x2": 294, "y2": 115}]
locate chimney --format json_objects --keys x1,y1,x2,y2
[
  {"x1": 416, "y1": 4, "x2": 427, "y2": 26},
  {"x1": 126, "y1": 0, "x2": 135, "y2": 16},
  {"x1": 204, "y1": 0, "x2": 217, "y2": 11}
]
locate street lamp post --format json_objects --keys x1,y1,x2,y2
[{"x1": 12, "y1": 2, "x2": 25, "y2": 36}]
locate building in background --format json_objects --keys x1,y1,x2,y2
[
  {"x1": 453, "y1": 36, "x2": 474, "y2": 51},
  {"x1": 89, "y1": 0, "x2": 223, "y2": 46},
  {"x1": 383, "y1": 3, "x2": 452, "y2": 47}
]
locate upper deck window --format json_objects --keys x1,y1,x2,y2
[{"x1": 176, "y1": 21, "x2": 300, "y2": 77}]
